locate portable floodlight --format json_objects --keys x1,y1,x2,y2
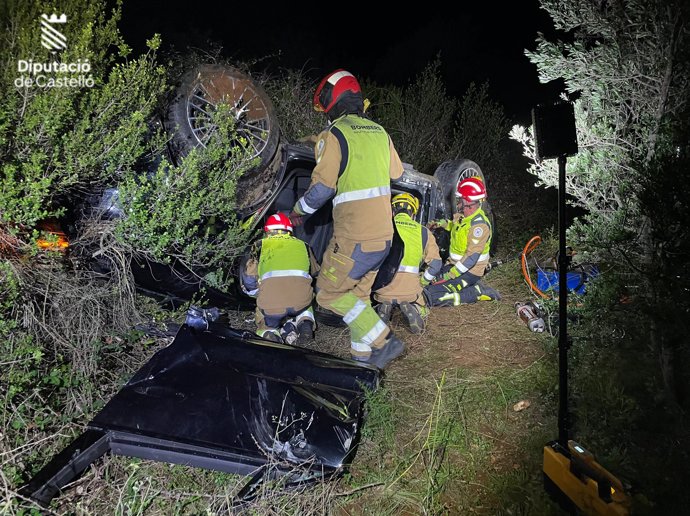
[{"x1": 533, "y1": 101, "x2": 631, "y2": 516}]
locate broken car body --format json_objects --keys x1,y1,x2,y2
[{"x1": 22, "y1": 320, "x2": 380, "y2": 505}]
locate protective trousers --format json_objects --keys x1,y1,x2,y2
[
  {"x1": 316, "y1": 236, "x2": 391, "y2": 359},
  {"x1": 256, "y1": 305, "x2": 315, "y2": 339},
  {"x1": 425, "y1": 270, "x2": 481, "y2": 307}
]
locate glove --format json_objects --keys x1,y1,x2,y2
[
  {"x1": 289, "y1": 210, "x2": 305, "y2": 227},
  {"x1": 441, "y1": 267, "x2": 460, "y2": 281},
  {"x1": 427, "y1": 219, "x2": 447, "y2": 231}
]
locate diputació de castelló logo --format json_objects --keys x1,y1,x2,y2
[{"x1": 15, "y1": 13, "x2": 94, "y2": 89}]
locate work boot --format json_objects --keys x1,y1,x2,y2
[
  {"x1": 280, "y1": 320, "x2": 299, "y2": 345},
  {"x1": 296, "y1": 319, "x2": 315, "y2": 346},
  {"x1": 399, "y1": 302, "x2": 425, "y2": 334},
  {"x1": 369, "y1": 332, "x2": 405, "y2": 369},
  {"x1": 375, "y1": 301, "x2": 393, "y2": 324}
]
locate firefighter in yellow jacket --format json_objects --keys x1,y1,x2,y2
[
  {"x1": 289, "y1": 69, "x2": 405, "y2": 368},
  {"x1": 425, "y1": 177, "x2": 498, "y2": 306},
  {"x1": 374, "y1": 193, "x2": 442, "y2": 334},
  {"x1": 241, "y1": 213, "x2": 316, "y2": 344}
]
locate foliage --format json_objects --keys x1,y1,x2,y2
[
  {"x1": 115, "y1": 104, "x2": 255, "y2": 276},
  {"x1": 263, "y1": 67, "x2": 324, "y2": 142},
  {"x1": 453, "y1": 82, "x2": 509, "y2": 177},
  {"x1": 510, "y1": 1, "x2": 690, "y2": 510},
  {"x1": 367, "y1": 59, "x2": 458, "y2": 174},
  {"x1": 0, "y1": 0, "x2": 167, "y2": 234},
  {"x1": 638, "y1": 151, "x2": 690, "y2": 403},
  {"x1": 366, "y1": 59, "x2": 508, "y2": 180},
  {"x1": 510, "y1": 0, "x2": 689, "y2": 262}
]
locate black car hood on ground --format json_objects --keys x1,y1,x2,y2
[{"x1": 22, "y1": 323, "x2": 381, "y2": 505}]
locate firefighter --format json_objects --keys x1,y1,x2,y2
[
  {"x1": 289, "y1": 69, "x2": 405, "y2": 368},
  {"x1": 425, "y1": 177, "x2": 497, "y2": 306},
  {"x1": 241, "y1": 213, "x2": 316, "y2": 344},
  {"x1": 374, "y1": 193, "x2": 443, "y2": 334}
]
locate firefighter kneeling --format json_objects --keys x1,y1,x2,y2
[
  {"x1": 374, "y1": 193, "x2": 442, "y2": 333},
  {"x1": 241, "y1": 213, "x2": 316, "y2": 344},
  {"x1": 425, "y1": 177, "x2": 500, "y2": 306}
]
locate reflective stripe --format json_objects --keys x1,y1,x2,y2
[
  {"x1": 244, "y1": 288, "x2": 259, "y2": 297},
  {"x1": 398, "y1": 265, "x2": 419, "y2": 273},
  {"x1": 328, "y1": 70, "x2": 354, "y2": 85},
  {"x1": 264, "y1": 223, "x2": 291, "y2": 231},
  {"x1": 439, "y1": 292, "x2": 461, "y2": 306},
  {"x1": 360, "y1": 320, "x2": 388, "y2": 346},
  {"x1": 260, "y1": 270, "x2": 311, "y2": 282},
  {"x1": 299, "y1": 197, "x2": 317, "y2": 215},
  {"x1": 455, "y1": 262, "x2": 469, "y2": 273},
  {"x1": 450, "y1": 252, "x2": 463, "y2": 261},
  {"x1": 343, "y1": 300, "x2": 367, "y2": 325},
  {"x1": 350, "y1": 341, "x2": 372, "y2": 353},
  {"x1": 479, "y1": 252, "x2": 490, "y2": 261},
  {"x1": 332, "y1": 186, "x2": 391, "y2": 207},
  {"x1": 295, "y1": 309, "x2": 315, "y2": 324},
  {"x1": 423, "y1": 269, "x2": 435, "y2": 281}
]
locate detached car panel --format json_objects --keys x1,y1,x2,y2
[{"x1": 22, "y1": 323, "x2": 380, "y2": 505}]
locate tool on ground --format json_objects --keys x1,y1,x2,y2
[
  {"x1": 533, "y1": 101, "x2": 631, "y2": 515},
  {"x1": 521, "y1": 235, "x2": 599, "y2": 300},
  {"x1": 515, "y1": 301, "x2": 545, "y2": 332}
]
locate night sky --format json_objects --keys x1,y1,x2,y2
[{"x1": 119, "y1": 1, "x2": 564, "y2": 122}]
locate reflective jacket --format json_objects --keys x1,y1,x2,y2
[
  {"x1": 294, "y1": 114, "x2": 404, "y2": 241},
  {"x1": 244, "y1": 233, "x2": 313, "y2": 313},
  {"x1": 374, "y1": 212, "x2": 442, "y2": 303},
  {"x1": 447, "y1": 207, "x2": 491, "y2": 277}
]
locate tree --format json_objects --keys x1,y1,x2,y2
[
  {"x1": 511, "y1": 0, "x2": 689, "y2": 263},
  {"x1": 510, "y1": 0, "x2": 690, "y2": 402},
  {"x1": 453, "y1": 82, "x2": 508, "y2": 179},
  {"x1": 368, "y1": 60, "x2": 507, "y2": 178},
  {"x1": 367, "y1": 59, "x2": 458, "y2": 174}
]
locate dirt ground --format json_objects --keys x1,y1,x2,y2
[{"x1": 225, "y1": 266, "x2": 545, "y2": 373}]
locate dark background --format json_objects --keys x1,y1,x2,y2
[{"x1": 119, "y1": 1, "x2": 565, "y2": 122}]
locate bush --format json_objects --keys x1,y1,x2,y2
[
  {"x1": 0, "y1": 0, "x2": 167, "y2": 234},
  {"x1": 263, "y1": 67, "x2": 324, "y2": 142},
  {"x1": 115, "y1": 104, "x2": 255, "y2": 281},
  {"x1": 367, "y1": 59, "x2": 457, "y2": 174}
]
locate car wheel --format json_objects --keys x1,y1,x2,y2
[
  {"x1": 166, "y1": 64, "x2": 282, "y2": 209},
  {"x1": 433, "y1": 159, "x2": 497, "y2": 255},
  {"x1": 167, "y1": 64, "x2": 280, "y2": 168}
]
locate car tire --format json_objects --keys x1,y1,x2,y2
[
  {"x1": 433, "y1": 159, "x2": 497, "y2": 255},
  {"x1": 165, "y1": 64, "x2": 282, "y2": 210}
]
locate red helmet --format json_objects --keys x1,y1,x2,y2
[
  {"x1": 456, "y1": 177, "x2": 487, "y2": 202},
  {"x1": 263, "y1": 213, "x2": 293, "y2": 233},
  {"x1": 313, "y1": 69, "x2": 362, "y2": 113}
]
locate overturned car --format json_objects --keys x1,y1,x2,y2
[{"x1": 101, "y1": 64, "x2": 497, "y2": 316}]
